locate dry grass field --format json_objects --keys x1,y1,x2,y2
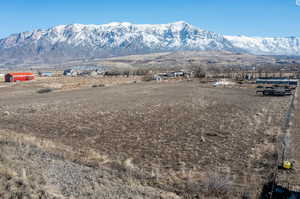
[
  {"x1": 0, "y1": 77, "x2": 293, "y2": 198},
  {"x1": 6, "y1": 51, "x2": 277, "y2": 71}
]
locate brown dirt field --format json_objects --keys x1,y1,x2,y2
[
  {"x1": 276, "y1": 87, "x2": 300, "y2": 191},
  {"x1": 0, "y1": 79, "x2": 292, "y2": 198},
  {"x1": 0, "y1": 75, "x2": 141, "y2": 92}
]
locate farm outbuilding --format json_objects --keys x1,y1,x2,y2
[
  {"x1": 256, "y1": 78, "x2": 298, "y2": 87},
  {"x1": 5, "y1": 73, "x2": 35, "y2": 82}
]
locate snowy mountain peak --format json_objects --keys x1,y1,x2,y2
[
  {"x1": 0, "y1": 21, "x2": 233, "y2": 49},
  {"x1": 105, "y1": 22, "x2": 133, "y2": 27},
  {"x1": 169, "y1": 21, "x2": 190, "y2": 26},
  {"x1": 225, "y1": 35, "x2": 300, "y2": 55},
  {"x1": 0, "y1": 21, "x2": 300, "y2": 65}
]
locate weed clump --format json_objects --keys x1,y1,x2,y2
[{"x1": 37, "y1": 88, "x2": 53, "y2": 94}]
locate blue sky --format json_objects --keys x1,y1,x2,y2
[{"x1": 0, "y1": 0, "x2": 299, "y2": 39}]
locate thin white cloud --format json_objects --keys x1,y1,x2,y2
[{"x1": 297, "y1": 0, "x2": 300, "y2": 6}]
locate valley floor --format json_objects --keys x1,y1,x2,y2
[{"x1": 0, "y1": 78, "x2": 293, "y2": 198}]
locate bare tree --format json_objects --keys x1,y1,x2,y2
[{"x1": 191, "y1": 65, "x2": 206, "y2": 78}]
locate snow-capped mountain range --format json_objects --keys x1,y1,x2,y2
[
  {"x1": 0, "y1": 21, "x2": 299, "y2": 64},
  {"x1": 225, "y1": 35, "x2": 300, "y2": 55}
]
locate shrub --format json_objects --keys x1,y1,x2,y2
[
  {"x1": 92, "y1": 84, "x2": 105, "y2": 88},
  {"x1": 205, "y1": 172, "x2": 232, "y2": 197},
  {"x1": 37, "y1": 88, "x2": 53, "y2": 94},
  {"x1": 142, "y1": 75, "x2": 154, "y2": 82}
]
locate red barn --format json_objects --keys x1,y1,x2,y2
[{"x1": 5, "y1": 73, "x2": 35, "y2": 82}]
